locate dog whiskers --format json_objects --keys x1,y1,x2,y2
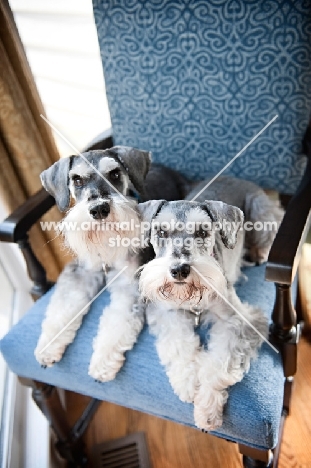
[
  {"x1": 158, "y1": 280, "x2": 207, "y2": 304},
  {"x1": 87, "y1": 230, "x2": 103, "y2": 247},
  {"x1": 158, "y1": 280, "x2": 174, "y2": 300}
]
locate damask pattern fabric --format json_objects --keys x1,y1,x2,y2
[{"x1": 93, "y1": 0, "x2": 311, "y2": 193}]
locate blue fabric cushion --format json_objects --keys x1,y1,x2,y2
[
  {"x1": 1, "y1": 265, "x2": 289, "y2": 450},
  {"x1": 93, "y1": 0, "x2": 311, "y2": 193}
]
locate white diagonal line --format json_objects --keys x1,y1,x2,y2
[
  {"x1": 190, "y1": 115, "x2": 278, "y2": 201},
  {"x1": 191, "y1": 266, "x2": 278, "y2": 353},
  {"x1": 40, "y1": 114, "x2": 128, "y2": 202},
  {"x1": 39, "y1": 265, "x2": 128, "y2": 354}
]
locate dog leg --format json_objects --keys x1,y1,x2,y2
[
  {"x1": 35, "y1": 261, "x2": 104, "y2": 366},
  {"x1": 194, "y1": 292, "x2": 268, "y2": 431},
  {"x1": 88, "y1": 270, "x2": 145, "y2": 382},
  {"x1": 147, "y1": 304, "x2": 200, "y2": 403}
]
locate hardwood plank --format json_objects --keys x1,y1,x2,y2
[
  {"x1": 66, "y1": 394, "x2": 242, "y2": 468},
  {"x1": 278, "y1": 338, "x2": 311, "y2": 468}
]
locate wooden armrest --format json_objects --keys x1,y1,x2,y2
[
  {"x1": 0, "y1": 189, "x2": 55, "y2": 243},
  {"x1": 267, "y1": 128, "x2": 311, "y2": 375},
  {"x1": 266, "y1": 158, "x2": 311, "y2": 284}
]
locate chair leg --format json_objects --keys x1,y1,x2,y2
[
  {"x1": 295, "y1": 276, "x2": 304, "y2": 324},
  {"x1": 239, "y1": 445, "x2": 273, "y2": 468},
  {"x1": 19, "y1": 378, "x2": 99, "y2": 466},
  {"x1": 31, "y1": 380, "x2": 87, "y2": 466},
  {"x1": 242, "y1": 455, "x2": 273, "y2": 468}
]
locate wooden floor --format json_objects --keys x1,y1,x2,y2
[{"x1": 66, "y1": 244, "x2": 311, "y2": 468}]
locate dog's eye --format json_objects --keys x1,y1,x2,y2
[
  {"x1": 72, "y1": 176, "x2": 84, "y2": 187},
  {"x1": 158, "y1": 229, "x2": 168, "y2": 238},
  {"x1": 109, "y1": 169, "x2": 121, "y2": 181},
  {"x1": 196, "y1": 227, "x2": 209, "y2": 238}
]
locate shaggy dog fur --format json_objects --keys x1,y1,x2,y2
[
  {"x1": 137, "y1": 199, "x2": 268, "y2": 430},
  {"x1": 34, "y1": 146, "x2": 189, "y2": 382}
]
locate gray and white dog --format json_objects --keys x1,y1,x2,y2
[
  {"x1": 35, "y1": 146, "x2": 189, "y2": 382},
  {"x1": 137, "y1": 198, "x2": 268, "y2": 431}
]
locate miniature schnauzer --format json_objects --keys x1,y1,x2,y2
[
  {"x1": 137, "y1": 199, "x2": 268, "y2": 431},
  {"x1": 35, "y1": 146, "x2": 189, "y2": 382},
  {"x1": 188, "y1": 175, "x2": 284, "y2": 264}
]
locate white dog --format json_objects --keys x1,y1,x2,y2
[
  {"x1": 137, "y1": 199, "x2": 268, "y2": 431},
  {"x1": 34, "y1": 146, "x2": 189, "y2": 382}
]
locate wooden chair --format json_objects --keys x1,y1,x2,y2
[{"x1": 1, "y1": 1, "x2": 311, "y2": 466}]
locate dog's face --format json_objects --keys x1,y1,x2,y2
[
  {"x1": 138, "y1": 200, "x2": 243, "y2": 309},
  {"x1": 40, "y1": 147, "x2": 151, "y2": 267},
  {"x1": 68, "y1": 153, "x2": 129, "y2": 216}
]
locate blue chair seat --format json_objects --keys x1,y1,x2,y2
[{"x1": 0, "y1": 265, "x2": 285, "y2": 451}]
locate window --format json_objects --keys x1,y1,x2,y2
[{"x1": 9, "y1": 0, "x2": 111, "y2": 157}]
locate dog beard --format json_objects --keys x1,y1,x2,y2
[
  {"x1": 59, "y1": 197, "x2": 141, "y2": 268},
  {"x1": 139, "y1": 256, "x2": 227, "y2": 308}
]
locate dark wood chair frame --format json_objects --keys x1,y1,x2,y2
[{"x1": 1, "y1": 129, "x2": 311, "y2": 468}]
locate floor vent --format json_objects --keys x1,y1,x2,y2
[{"x1": 92, "y1": 432, "x2": 151, "y2": 468}]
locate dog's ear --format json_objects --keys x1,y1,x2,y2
[
  {"x1": 111, "y1": 146, "x2": 152, "y2": 195},
  {"x1": 137, "y1": 200, "x2": 166, "y2": 222},
  {"x1": 40, "y1": 156, "x2": 73, "y2": 212},
  {"x1": 137, "y1": 200, "x2": 166, "y2": 239},
  {"x1": 203, "y1": 200, "x2": 244, "y2": 249}
]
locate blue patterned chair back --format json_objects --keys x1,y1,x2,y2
[{"x1": 93, "y1": 0, "x2": 311, "y2": 194}]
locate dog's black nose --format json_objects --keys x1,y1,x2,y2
[
  {"x1": 170, "y1": 263, "x2": 191, "y2": 280},
  {"x1": 89, "y1": 202, "x2": 110, "y2": 220}
]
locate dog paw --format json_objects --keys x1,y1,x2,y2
[
  {"x1": 249, "y1": 246, "x2": 270, "y2": 264},
  {"x1": 174, "y1": 387, "x2": 195, "y2": 403},
  {"x1": 168, "y1": 364, "x2": 197, "y2": 403},
  {"x1": 193, "y1": 388, "x2": 227, "y2": 431},
  {"x1": 88, "y1": 350, "x2": 124, "y2": 382},
  {"x1": 194, "y1": 404, "x2": 223, "y2": 431},
  {"x1": 34, "y1": 336, "x2": 65, "y2": 367}
]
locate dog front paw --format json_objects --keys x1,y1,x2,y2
[
  {"x1": 167, "y1": 363, "x2": 197, "y2": 403},
  {"x1": 173, "y1": 386, "x2": 195, "y2": 403},
  {"x1": 34, "y1": 335, "x2": 66, "y2": 367},
  {"x1": 193, "y1": 388, "x2": 227, "y2": 431},
  {"x1": 194, "y1": 404, "x2": 223, "y2": 431},
  {"x1": 88, "y1": 350, "x2": 124, "y2": 382}
]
